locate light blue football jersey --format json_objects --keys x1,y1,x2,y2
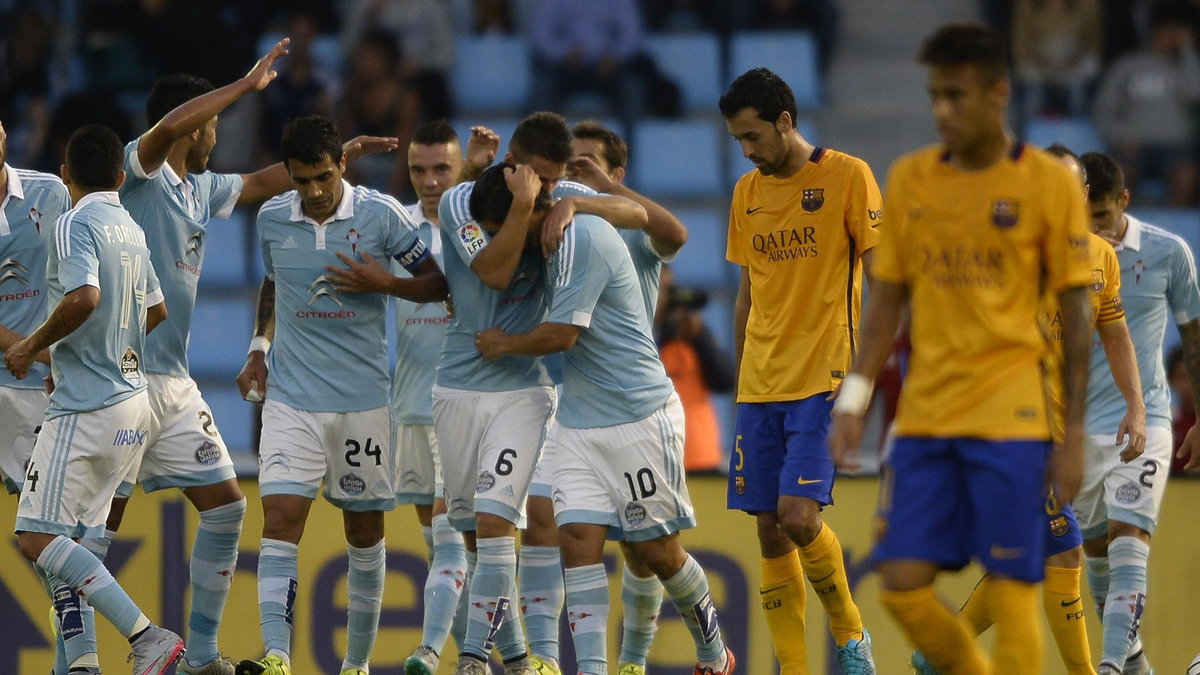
[
  {"x1": 434, "y1": 181, "x2": 552, "y2": 392},
  {"x1": 544, "y1": 214, "x2": 674, "y2": 428},
  {"x1": 258, "y1": 182, "x2": 429, "y2": 413},
  {"x1": 46, "y1": 192, "x2": 162, "y2": 418},
  {"x1": 0, "y1": 165, "x2": 71, "y2": 390},
  {"x1": 1087, "y1": 215, "x2": 1200, "y2": 433},
  {"x1": 390, "y1": 202, "x2": 449, "y2": 425},
  {"x1": 120, "y1": 139, "x2": 243, "y2": 377}
]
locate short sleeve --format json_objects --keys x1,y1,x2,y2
[
  {"x1": 726, "y1": 179, "x2": 749, "y2": 265},
  {"x1": 1041, "y1": 162, "x2": 1092, "y2": 294},
  {"x1": 1167, "y1": 237, "x2": 1200, "y2": 325},
  {"x1": 256, "y1": 212, "x2": 275, "y2": 281},
  {"x1": 382, "y1": 197, "x2": 430, "y2": 273},
  {"x1": 204, "y1": 172, "x2": 244, "y2": 220},
  {"x1": 439, "y1": 183, "x2": 490, "y2": 266},
  {"x1": 1096, "y1": 243, "x2": 1125, "y2": 325},
  {"x1": 871, "y1": 159, "x2": 910, "y2": 284},
  {"x1": 144, "y1": 257, "x2": 164, "y2": 307},
  {"x1": 123, "y1": 138, "x2": 161, "y2": 185},
  {"x1": 54, "y1": 213, "x2": 100, "y2": 293},
  {"x1": 545, "y1": 226, "x2": 605, "y2": 328},
  {"x1": 845, "y1": 158, "x2": 884, "y2": 254},
  {"x1": 551, "y1": 180, "x2": 598, "y2": 199}
]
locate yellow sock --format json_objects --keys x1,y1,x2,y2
[
  {"x1": 1043, "y1": 566, "x2": 1096, "y2": 675},
  {"x1": 958, "y1": 575, "x2": 994, "y2": 637},
  {"x1": 984, "y1": 577, "x2": 1043, "y2": 675},
  {"x1": 879, "y1": 586, "x2": 989, "y2": 675},
  {"x1": 797, "y1": 524, "x2": 862, "y2": 645},
  {"x1": 761, "y1": 551, "x2": 809, "y2": 675}
]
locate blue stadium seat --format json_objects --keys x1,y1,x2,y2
[
  {"x1": 198, "y1": 382, "x2": 257, "y2": 457},
  {"x1": 187, "y1": 293, "x2": 255, "y2": 378},
  {"x1": 197, "y1": 211, "x2": 252, "y2": 290},
  {"x1": 669, "y1": 207, "x2": 736, "y2": 289},
  {"x1": 728, "y1": 31, "x2": 822, "y2": 107},
  {"x1": 452, "y1": 35, "x2": 531, "y2": 113},
  {"x1": 1022, "y1": 116, "x2": 1105, "y2": 154},
  {"x1": 629, "y1": 120, "x2": 722, "y2": 199},
  {"x1": 725, "y1": 117, "x2": 818, "y2": 188},
  {"x1": 643, "y1": 33, "x2": 722, "y2": 113}
]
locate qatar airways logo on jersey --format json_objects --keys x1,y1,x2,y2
[
  {"x1": 915, "y1": 243, "x2": 1005, "y2": 287},
  {"x1": 0, "y1": 258, "x2": 38, "y2": 301},
  {"x1": 175, "y1": 232, "x2": 204, "y2": 276},
  {"x1": 297, "y1": 276, "x2": 357, "y2": 319},
  {"x1": 752, "y1": 226, "x2": 817, "y2": 261}
]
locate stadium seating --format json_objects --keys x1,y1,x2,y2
[
  {"x1": 1022, "y1": 116, "x2": 1106, "y2": 154},
  {"x1": 629, "y1": 119, "x2": 723, "y2": 199},
  {"x1": 728, "y1": 31, "x2": 822, "y2": 108},
  {"x1": 643, "y1": 33, "x2": 723, "y2": 113},
  {"x1": 197, "y1": 212, "x2": 253, "y2": 290},
  {"x1": 669, "y1": 207, "x2": 736, "y2": 289},
  {"x1": 452, "y1": 35, "x2": 531, "y2": 113},
  {"x1": 186, "y1": 292, "x2": 256, "y2": 379}
]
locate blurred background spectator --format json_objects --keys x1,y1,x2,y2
[
  {"x1": 1169, "y1": 346, "x2": 1197, "y2": 474},
  {"x1": 1092, "y1": 1, "x2": 1200, "y2": 206},
  {"x1": 0, "y1": 4, "x2": 56, "y2": 166},
  {"x1": 257, "y1": 11, "x2": 336, "y2": 166},
  {"x1": 1011, "y1": 0, "x2": 1102, "y2": 119},
  {"x1": 655, "y1": 267, "x2": 735, "y2": 475},
  {"x1": 473, "y1": 0, "x2": 515, "y2": 33}
]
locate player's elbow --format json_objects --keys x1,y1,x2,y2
[
  {"x1": 479, "y1": 270, "x2": 513, "y2": 291},
  {"x1": 66, "y1": 286, "x2": 101, "y2": 315},
  {"x1": 548, "y1": 324, "x2": 580, "y2": 351},
  {"x1": 146, "y1": 302, "x2": 168, "y2": 334}
]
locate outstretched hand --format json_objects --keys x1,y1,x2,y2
[
  {"x1": 244, "y1": 38, "x2": 290, "y2": 91},
  {"x1": 466, "y1": 126, "x2": 500, "y2": 171},
  {"x1": 344, "y1": 135, "x2": 401, "y2": 162}
]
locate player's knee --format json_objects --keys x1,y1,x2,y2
[
  {"x1": 777, "y1": 505, "x2": 822, "y2": 546},
  {"x1": 620, "y1": 541, "x2": 655, "y2": 578},
  {"x1": 475, "y1": 512, "x2": 517, "y2": 539},
  {"x1": 343, "y1": 511, "x2": 385, "y2": 547},
  {"x1": 629, "y1": 536, "x2": 687, "y2": 579},
  {"x1": 1046, "y1": 546, "x2": 1083, "y2": 568},
  {"x1": 1107, "y1": 521, "x2": 1150, "y2": 544},
  {"x1": 1081, "y1": 536, "x2": 1108, "y2": 558},
  {"x1": 17, "y1": 532, "x2": 49, "y2": 563}
]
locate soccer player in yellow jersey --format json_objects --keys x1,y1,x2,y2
[
  {"x1": 910, "y1": 144, "x2": 1147, "y2": 675},
  {"x1": 829, "y1": 24, "x2": 1094, "y2": 674},
  {"x1": 720, "y1": 67, "x2": 881, "y2": 674}
]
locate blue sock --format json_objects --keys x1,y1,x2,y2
[
  {"x1": 36, "y1": 565, "x2": 99, "y2": 671},
  {"x1": 186, "y1": 498, "x2": 245, "y2": 667},
  {"x1": 1085, "y1": 554, "x2": 1110, "y2": 617},
  {"x1": 520, "y1": 545, "x2": 564, "y2": 662},
  {"x1": 619, "y1": 566, "x2": 663, "y2": 665},
  {"x1": 464, "y1": 537, "x2": 521, "y2": 660},
  {"x1": 565, "y1": 564, "x2": 610, "y2": 675},
  {"x1": 258, "y1": 538, "x2": 299, "y2": 658},
  {"x1": 421, "y1": 515, "x2": 467, "y2": 653},
  {"x1": 345, "y1": 540, "x2": 386, "y2": 669},
  {"x1": 451, "y1": 551, "x2": 476, "y2": 653},
  {"x1": 79, "y1": 529, "x2": 115, "y2": 562},
  {"x1": 36, "y1": 535, "x2": 148, "y2": 637},
  {"x1": 661, "y1": 555, "x2": 725, "y2": 662},
  {"x1": 1101, "y1": 537, "x2": 1149, "y2": 671}
]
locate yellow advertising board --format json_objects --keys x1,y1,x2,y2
[{"x1": 4, "y1": 477, "x2": 1200, "y2": 673}]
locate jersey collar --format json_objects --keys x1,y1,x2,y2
[
  {"x1": 3, "y1": 163, "x2": 25, "y2": 201},
  {"x1": 75, "y1": 191, "x2": 122, "y2": 209},
  {"x1": 1116, "y1": 215, "x2": 1143, "y2": 252},
  {"x1": 290, "y1": 180, "x2": 355, "y2": 225},
  {"x1": 406, "y1": 201, "x2": 442, "y2": 256}
]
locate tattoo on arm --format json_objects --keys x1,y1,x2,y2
[{"x1": 254, "y1": 278, "x2": 276, "y2": 341}]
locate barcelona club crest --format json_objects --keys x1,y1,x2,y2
[
  {"x1": 801, "y1": 188, "x2": 825, "y2": 213},
  {"x1": 991, "y1": 198, "x2": 1020, "y2": 228},
  {"x1": 1090, "y1": 269, "x2": 1106, "y2": 294}
]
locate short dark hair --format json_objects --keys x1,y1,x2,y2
[
  {"x1": 718, "y1": 68, "x2": 797, "y2": 125},
  {"x1": 469, "y1": 162, "x2": 551, "y2": 227},
  {"x1": 510, "y1": 112, "x2": 572, "y2": 164},
  {"x1": 281, "y1": 115, "x2": 343, "y2": 166},
  {"x1": 572, "y1": 120, "x2": 628, "y2": 171},
  {"x1": 1080, "y1": 152, "x2": 1126, "y2": 202},
  {"x1": 1045, "y1": 143, "x2": 1077, "y2": 160},
  {"x1": 66, "y1": 125, "x2": 124, "y2": 189},
  {"x1": 147, "y1": 74, "x2": 215, "y2": 127},
  {"x1": 411, "y1": 118, "x2": 460, "y2": 146},
  {"x1": 918, "y1": 23, "x2": 1008, "y2": 83}
]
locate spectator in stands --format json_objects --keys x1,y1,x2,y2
[
  {"x1": 258, "y1": 11, "x2": 336, "y2": 164},
  {"x1": 1093, "y1": 1, "x2": 1200, "y2": 205},
  {"x1": 473, "y1": 0, "x2": 515, "y2": 33},
  {"x1": 1011, "y1": 0, "x2": 1102, "y2": 117},
  {"x1": 528, "y1": 0, "x2": 651, "y2": 124},
  {"x1": 750, "y1": 0, "x2": 840, "y2": 76},
  {"x1": 1168, "y1": 346, "x2": 1197, "y2": 474},
  {"x1": 0, "y1": 5, "x2": 54, "y2": 167},
  {"x1": 655, "y1": 267, "x2": 735, "y2": 474},
  {"x1": 341, "y1": 0, "x2": 455, "y2": 122},
  {"x1": 641, "y1": 0, "x2": 737, "y2": 32}
]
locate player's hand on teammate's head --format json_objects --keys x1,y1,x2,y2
[
  {"x1": 541, "y1": 197, "x2": 576, "y2": 258},
  {"x1": 827, "y1": 412, "x2": 864, "y2": 472},
  {"x1": 474, "y1": 326, "x2": 508, "y2": 360},
  {"x1": 326, "y1": 251, "x2": 392, "y2": 294},
  {"x1": 466, "y1": 126, "x2": 500, "y2": 171},
  {"x1": 3, "y1": 337, "x2": 36, "y2": 379},
  {"x1": 343, "y1": 135, "x2": 401, "y2": 162},
  {"x1": 568, "y1": 156, "x2": 617, "y2": 193},
  {"x1": 244, "y1": 37, "x2": 290, "y2": 91},
  {"x1": 504, "y1": 164, "x2": 542, "y2": 206},
  {"x1": 1116, "y1": 409, "x2": 1147, "y2": 463}
]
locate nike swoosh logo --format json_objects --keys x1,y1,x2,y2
[
  {"x1": 808, "y1": 571, "x2": 835, "y2": 584},
  {"x1": 746, "y1": 206, "x2": 765, "y2": 215},
  {"x1": 1060, "y1": 598, "x2": 1080, "y2": 607},
  {"x1": 796, "y1": 477, "x2": 822, "y2": 485},
  {"x1": 760, "y1": 585, "x2": 788, "y2": 594}
]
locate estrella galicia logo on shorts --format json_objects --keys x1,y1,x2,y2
[
  {"x1": 1115, "y1": 481, "x2": 1140, "y2": 504},
  {"x1": 340, "y1": 473, "x2": 366, "y2": 495},
  {"x1": 195, "y1": 441, "x2": 221, "y2": 465},
  {"x1": 476, "y1": 470, "x2": 496, "y2": 493},
  {"x1": 624, "y1": 502, "x2": 647, "y2": 526},
  {"x1": 991, "y1": 197, "x2": 1020, "y2": 228},
  {"x1": 801, "y1": 188, "x2": 824, "y2": 212}
]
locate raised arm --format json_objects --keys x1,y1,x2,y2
[{"x1": 471, "y1": 165, "x2": 541, "y2": 290}]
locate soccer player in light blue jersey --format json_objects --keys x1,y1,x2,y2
[
  {"x1": 472, "y1": 163, "x2": 735, "y2": 675},
  {"x1": 233, "y1": 116, "x2": 446, "y2": 675},
  {"x1": 6, "y1": 125, "x2": 181, "y2": 675},
  {"x1": 1076, "y1": 152, "x2": 1200, "y2": 675}
]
